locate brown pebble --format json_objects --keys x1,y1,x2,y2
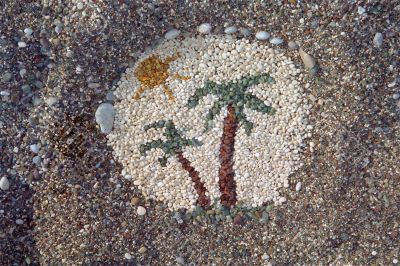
[{"x1": 130, "y1": 197, "x2": 140, "y2": 205}]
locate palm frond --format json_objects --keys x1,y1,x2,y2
[
  {"x1": 204, "y1": 99, "x2": 225, "y2": 131},
  {"x1": 187, "y1": 80, "x2": 217, "y2": 108},
  {"x1": 144, "y1": 120, "x2": 167, "y2": 131},
  {"x1": 244, "y1": 93, "x2": 275, "y2": 115},
  {"x1": 234, "y1": 104, "x2": 254, "y2": 136},
  {"x1": 238, "y1": 73, "x2": 273, "y2": 89},
  {"x1": 139, "y1": 138, "x2": 165, "y2": 156}
]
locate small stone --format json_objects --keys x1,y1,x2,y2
[
  {"x1": 34, "y1": 81, "x2": 44, "y2": 89},
  {"x1": 45, "y1": 96, "x2": 58, "y2": 107},
  {"x1": 0, "y1": 176, "x2": 10, "y2": 190},
  {"x1": 138, "y1": 246, "x2": 147, "y2": 254},
  {"x1": 18, "y1": 41, "x2": 27, "y2": 48},
  {"x1": 24, "y1": 28, "x2": 33, "y2": 36},
  {"x1": 88, "y1": 82, "x2": 100, "y2": 89},
  {"x1": 393, "y1": 93, "x2": 400, "y2": 100},
  {"x1": 371, "y1": 250, "x2": 377, "y2": 256},
  {"x1": 198, "y1": 23, "x2": 212, "y2": 34},
  {"x1": 288, "y1": 41, "x2": 298, "y2": 50},
  {"x1": 358, "y1": 6, "x2": 366, "y2": 15},
  {"x1": 373, "y1": 32, "x2": 383, "y2": 48},
  {"x1": 255, "y1": 31, "x2": 270, "y2": 40},
  {"x1": 106, "y1": 91, "x2": 115, "y2": 101},
  {"x1": 165, "y1": 29, "x2": 180, "y2": 40},
  {"x1": 124, "y1": 253, "x2": 132, "y2": 260},
  {"x1": 270, "y1": 37, "x2": 284, "y2": 45},
  {"x1": 16, "y1": 219, "x2": 24, "y2": 225},
  {"x1": 77, "y1": 2, "x2": 84, "y2": 10},
  {"x1": 299, "y1": 48, "x2": 316, "y2": 69},
  {"x1": 137, "y1": 206, "x2": 146, "y2": 216},
  {"x1": 224, "y1": 26, "x2": 237, "y2": 34},
  {"x1": 55, "y1": 25, "x2": 62, "y2": 34},
  {"x1": 21, "y1": 85, "x2": 31, "y2": 94},
  {"x1": 176, "y1": 256, "x2": 185, "y2": 265},
  {"x1": 32, "y1": 156, "x2": 41, "y2": 165},
  {"x1": 30, "y1": 144, "x2": 40, "y2": 154},
  {"x1": 239, "y1": 28, "x2": 251, "y2": 37},
  {"x1": 131, "y1": 197, "x2": 140, "y2": 205},
  {"x1": 2, "y1": 72, "x2": 12, "y2": 82},
  {"x1": 295, "y1": 182, "x2": 302, "y2": 192},
  {"x1": 95, "y1": 103, "x2": 115, "y2": 134},
  {"x1": 0, "y1": 91, "x2": 10, "y2": 96}
]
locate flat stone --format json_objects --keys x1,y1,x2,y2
[
  {"x1": 16, "y1": 219, "x2": 24, "y2": 225},
  {"x1": 373, "y1": 32, "x2": 383, "y2": 48},
  {"x1": 2, "y1": 72, "x2": 12, "y2": 82},
  {"x1": 0, "y1": 176, "x2": 10, "y2": 190},
  {"x1": 88, "y1": 82, "x2": 101, "y2": 89},
  {"x1": 270, "y1": 37, "x2": 284, "y2": 45},
  {"x1": 288, "y1": 41, "x2": 298, "y2": 50},
  {"x1": 299, "y1": 48, "x2": 316, "y2": 69},
  {"x1": 224, "y1": 26, "x2": 238, "y2": 34},
  {"x1": 255, "y1": 31, "x2": 270, "y2": 40},
  {"x1": 95, "y1": 103, "x2": 115, "y2": 134},
  {"x1": 130, "y1": 197, "x2": 140, "y2": 205},
  {"x1": 138, "y1": 246, "x2": 147, "y2": 254},
  {"x1": 165, "y1": 29, "x2": 180, "y2": 40},
  {"x1": 30, "y1": 144, "x2": 40, "y2": 154}
]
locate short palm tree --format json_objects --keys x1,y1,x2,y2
[
  {"x1": 139, "y1": 120, "x2": 210, "y2": 207},
  {"x1": 187, "y1": 73, "x2": 276, "y2": 207}
]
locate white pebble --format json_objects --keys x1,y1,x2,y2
[
  {"x1": 0, "y1": 91, "x2": 10, "y2": 96},
  {"x1": 77, "y1": 2, "x2": 84, "y2": 10},
  {"x1": 137, "y1": 206, "x2": 146, "y2": 216},
  {"x1": 299, "y1": 48, "x2": 316, "y2": 69},
  {"x1": 0, "y1": 176, "x2": 10, "y2": 190},
  {"x1": 224, "y1": 26, "x2": 237, "y2": 34},
  {"x1": 373, "y1": 32, "x2": 383, "y2": 48},
  {"x1": 295, "y1": 182, "x2": 302, "y2": 192},
  {"x1": 124, "y1": 253, "x2": 132, "y2": 260},
  {"x1": 95, "y1": 103, "x2": 115, "y2": 134},
  {"x1": 255, "y1": 31, "x2": 270, "y2": 40},
  {"x1": 30, "y1": 144, "x2": 40, "y2": 154},
  {"x1": 371, "y1": 250, "x2": 377, "y2": 256},
  {"x1": 24, "y1": 28, "x2": 33, "y2": 36},
  {"x1": 198, "y1": 23, "x2": 212, "y2": 34},
  {"x1": 393, "y1": 93, "x2": 400, "y2": 100},
  {"x1": 165, "y1": 29, "x2": 180, "y2": 40},
  {"x1": 270, "y1": 38, "x2": 284, "y2": 45},
  {"x1": 18, "y1": 42, "x2": 27, "y2": 48}
]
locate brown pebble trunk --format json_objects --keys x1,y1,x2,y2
[
  {"x1": 176, "y1": 151, "x2": 210, "y2": 207},
  {"x1": 218, "y1": 104, "x2": 238, "y2": 207}
]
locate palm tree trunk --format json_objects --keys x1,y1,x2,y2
[
  {"x1": 176, "y1": 151, "x2": 210, "y2": 207},
  {"x1": 219, "y1": 104, "x2": 238, "y2": 207}
]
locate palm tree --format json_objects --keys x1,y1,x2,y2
[
  {"x1": 187, "y1": 73, "x2": 276, "y2": 207},
  {"x1": 139, "y1": 120, "x2": 211, "y2": 207}
]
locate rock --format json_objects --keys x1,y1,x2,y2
[
  {"x1": 16, "y1": 219, "x2": 24, "y2": 225},
  {"x1": 106, "y1": 91, "x2": 115, "y2": 101},
  {"x1": 393, "y1": 93, "x2": 400, "y2": 100},
  {"x1": 130, "y1": 197, "x2": 140, "y2": 205},
  {"x1": 24, "y1": 28, "x2": 33, "y2": 36},
  {"x1": 18, "y1": 41, "x2": 27, "y2": 48},
  {"x1": 299, "y1": 48, "x2": 316, "y2": 69},
  {"x1": 138, "y1": 246, "x2": 147, "y2": 254},
  {"x1": 45, "y1": 96, "x2": 58, "y2": 107},
  {"x1": 176, "y1": 256, "x2": 185, "y2": 265},
  {"x1": 224, "y1": 26, "x2": 237, "y2": 34},
  {"x1": 55, "y1": 25, "x2": 63, "y2": 34},
  {"x1": 137, "y1": 206, "x2": 146, "y2": 216},
  {"x1": 124, "y1": 253, "x2": 132, "y2": 260},
  {"x1": 2, "y1": 72, "x2": 12, "y2": 82},
  {"x1": 270, "y1": 37, "x2": 284, "y2": 45},
  {"x1": 255, "y1": 31, "x2": 270, "y2": 40},
  {"x1": 34, "y1": 81, "x2": 44, "y2": 89},
  {"x1": 198, "y1": 23, "x2": 212, "y2": 34},
  {"x1": 239, "y1": 28, "x2": 251, "y2": 37},
  {"x1": 88, "y1": 82, "x2": 100, "y2": 89},
  {"x1": 357, "y1": 6, "x2": 366, "y2": 15},
  {"x1": 288, "y1": 41, "x2": 298, "y2": 50},
  {"x1": 373, "y1": 32, "x2": 383, "y2": 48},
  {"x1": 165, "y1": 29, "x2": 180, "y2": 40},
  {"x1": 30, "y1": 144, "x2": 40, "y2": 154},
  {"x1": 0, "y1": 91, "x2": 10, "y2": 96},
  {"x1": 0, "y1": 176, "x2": 10, "y2": 190},
  {"x1": 77, "y1": 2, "x2": 84, "y2": 10},
  {"x1": 95, "y1": 103, "x2": 115, "y2": 134},
  {"x1": 32, "y1": 156, "x2": 41, "y2": 165},
  {"x1": 295, "y1": 182, "x2": 302, "y2": 192}
]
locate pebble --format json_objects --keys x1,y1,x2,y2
[
  {"x1": 95, "y1": 103, "x2": 115, "y2": 134},
  {"x1": 295, "y1": 182, "x2": 302, "y2": 192},
  {"x1": 18, "y1": 41, "x2": 27, "y2": 48},
  {"x1": 393, "y1": 93, "x2": 400, "y2": 100},
  {"x1": 24, "y1": 28, "x2": 33, "y2": 36},
  {"x1": 0, "y1": 91, "x2": 10, "y2": 96},
  {"x1": 299, "y1": 48, "x2": 316, "y2": 69},
  {"x1": 30, "y1": 144, "x2": 40, "y2": 154},
  {"x1": 0, "y1": 176, "x2": 10, "y2": 190},
  {"x1": 2, "y1": 72, "x2": 12, "y2": 82},
  {"x1": 373, "y1": 32, "x2": 383, "y2": 48},
  {"x1": 270, "y1": 37, "x2": 284, "y2": 45},
  {"x1": 165, "y1": 29, "x2": 180, "y2": 40},
  {"x1": 176, "y1": 256, "x2": 185, "y2": 265},
  {"x1": 138, "y1": 246, "x2": 147, "y2": 254},
  {"x1": 124, "y1": 253, "x2": 132, "y2": 260},
  {"x1": 16, "y1": 219, "x2": 24, "y2": 225},
  {"x1": 130, "y1": 197, "x2": 140, "y2": 205},
  {"x1": 288, "y1": 41, "x2": 298, "y2": 50},
  {"x1": 371, "y1": 250, "x2": 377, "y2": 256},
  {"x1": 32, "y1": 156, "x2": 41, "y2": 165},
  {"x1": 21, "y1": 85, "x2": 31, "y2": 94},
  {"x1": 224, "y1": 26, "x2": 237, "y2": 34},
  {"x1": 239, "y1": 28, "x2": 251, "y2": 37},
  {"x1": 137, "y1": 206, "x2": 146, "y2": 216},
  {"x1": 358, "y1": 6, "x2": 366, "y2": 15},
  {"x1": 255, "y1": 31, "x2": 270, "y2": 40},
  {"x1": 88, "y1": 82, "x2": 100, "y2": 89},
  {"x1": 45, "y1": 96, "x2": 58, "y2": 106},
  {"x1": 55, "y1": 25, "x2": 63, "y2": 34},
  {"x1": 198, "y1": 23, "x2": 212, "y2": 34},
  {"x1": 77, "y1": 2, "x2": 84, "y2": 10},
  {"x1": 106, "y1": 91, "x2": 115, "y2": 101},
  {"x1": 34, "y1": 80, "x2": 44, "y2": 89}
]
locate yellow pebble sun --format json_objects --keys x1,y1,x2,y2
[{"x1": 133, "y1": 54, "x2": 189, "y2": 102}]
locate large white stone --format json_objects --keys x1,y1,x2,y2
[
  {"x1": 0, "y1": 176, "x2": 10, "y2": 190},
  {"x1": 95, "y1": 103, "x2": 115, "y2": 134}
]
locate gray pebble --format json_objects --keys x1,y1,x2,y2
[
  {"x1": 164, "y1": 29, "x2": 180, "y2": 40},
  {"x1": 393, "y1": 93, "x2": 400, "y2": 100},
  {"x1": 34, "y1": 81, "x2": 44, "y2": 89},
  {"x1": 176, "y1": 256, "x2": 185, "y2": 265},
  {"x1": 21, "y1": 85, "x2": 31, "y2": 94},
  {"x1": 77, "y1": 2, "x2": 84, "y2": 10},
  {"x1": 255, "y1": 31, "x2": 270, "y2": 40},
  {"x1": 32, "y1": 156, "x2": 41, "y2": 165},
  {"x1": 24, "y1": 28, "x2": 33, "y2": 36},
  {"x1": 239, "y1": 28, "x2": 251, "y2": 37},
  {"x1": 270, "y1": 37, "x2": 284, "y2": 45},
  {"x1": 88, "y1": 82, "x2": 100, "y2": 89},
  {"x1": 0, "y1": 176, "x2": 10, "y2": 190},
  {"x1": 55, "y1": 25, "x2": 63, "y2": 34},
  {"x1": 106, "y1": 91, "x2": 115, "y2": 101},
  {"x1": 16, "y1": 219, "x2": 24, "y2": 225},
  {"x1": 373, "y1": 32, "x2": 383, "y2": 48},
  {"x1": 95, "y1": 103, "x2": 115, "y2": 134},
  {"x1": 30, "y1": 144, "x2": 40, "y2": 154},
  {"x1": 224, "y1": 26, "x2": 238, "y2": 34},
  {"x1": 2, "y1": 72, "x2": 12, "y2": 82},
  {"x1": 45, "y1": 96, "x2": 58, "y2": 107}
]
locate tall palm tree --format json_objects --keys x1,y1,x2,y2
[
  {"x1": 187, "y1": 73, "x2": 276, "y2": 207},
  {"x1": 139, "y1": 120, "x2": 211, "y2": 207}
]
